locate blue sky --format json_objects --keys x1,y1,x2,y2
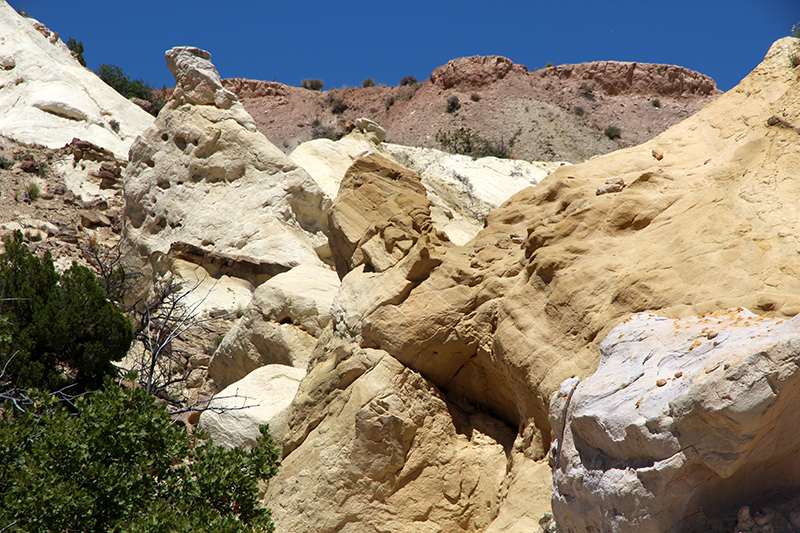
[{"x1": 8, "y1": 1, "x2": 800, "y2": 92}]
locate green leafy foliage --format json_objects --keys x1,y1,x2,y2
[
  {"x1": 792, "y1": 22, "x2": 800, "y2": 38},
  {"x1": 0, "y1": 231, "x2": 132, "y2": 391},
  {"x1": 94, "y1": 65, "x2": 164, "y2": 115},
  {"x1": 0, "y1": 381, "x2": 280, "y2": 532},
  {"x1": 66, "y1": 38, "x2": 86, "y2": 67},
  {"x1": 435, "y1": 127, "x2": 521, "y2": 159}
]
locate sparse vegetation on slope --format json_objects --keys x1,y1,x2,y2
[{"x1": 436, "y1": 126, "x2": 521, "y2": 159}]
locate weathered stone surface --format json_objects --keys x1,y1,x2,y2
[
  {"x1": 198, "y1": 364, "x2": 305, "y2": 449},
  {"x1": 207, "y1": 264, "x2": 340, "y2": 388},
  {"x1": 327, "y1": 152, "x2": 435, "y2": 278},
  {"x1": 430, "y1": 55, "x2": 528, "y2": 90},
  {"x1": 551, "y1": 309, "x2": 800, "y2": 533},
  {"x1": 267, "y1": 347, "x2": 513, "y2": 533},
  {"x1": 0, "y1": 3, "x2": 153, "y2": 158},
  {"x1": 384, "y1": 143, "x2": 567, "y2": 245},
  {"x1": 289, "y1": 129, "x2": 383, "y2": 200},
  {"x1": 267, "y1": 37, "x2": 800, "y2": 532},
  {"x1": 534, "y1": 60, "x2": 719, "y2": 96},
  {"x1": 207, "y1": 312, "x2": 317, "y2": 390},
  {"x1": 252, "y1": 263, "x2": 340, "y2": 337},
  {"x1": 123, "y1": 46, "x2": 333, "y2": 317}
]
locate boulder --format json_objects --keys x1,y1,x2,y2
[
  {"x1": 198, "y1": 364, "x2": 305, "y2": 449},
  {"x1": 289, "y1": 129, "x2": 385, "y2": 200},
  {"x1": 327, "y1": 152, "x2": 435, "y2": 278},
  {"x1": 123, "y1": 46, "x2": 333, "y2": 316},
  {"x1": 551, "y1": 309, "x2": 800, "y2": 532},
  {"x1": 208, "y1": 264, "x2": 340, "y2": 388},
  {"x1": 384, "y1": 143, "x2": 566, "y2": 244},
  {"x1": 0, "y1": 3, "x2": 153, "y2": 158},
  {"x1": 291, "y1": 129, "x2": 566, "y2": 246}
]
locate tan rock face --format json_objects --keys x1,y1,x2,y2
[
  {"x1": 327, "y1": 152, "x2": 436, "y2": 278},
  {"x1": 265, "y1": 37, "x2": 800, "y2": 532},
  {"x1": 268, "y1": 346, "x2": 514, "y2": 533}
]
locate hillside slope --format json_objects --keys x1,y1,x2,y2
[{"x1": 225, "y1": 55, "x2": 720, "y2": 162}]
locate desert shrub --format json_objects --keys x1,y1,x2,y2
[
  {"x1": 66, "y1": 38, "x2": 86, "y2": 67},
  {"x1": 25, "y1": 183, "x2": 39, "y2": 201},
  {"x1": 544, "y1": 62, "x2": 554, "y2": 68},
  {"x1": 330, "y1": 98, "x2": 349, "y2": 115},
  {"x1": 0, "y1": 156, "x2": 12, "y2": 170},
  {"x1": 792, "y1": 22, "x2": 800, "y2": 38},
  {"x1": 435, "y1": 127, "x2": 521, "y2": 159},
  {"x1": 790, "y1": 54, "x2": 800, "y2": 68},
  {"x1": 361, "y1": 78, "x2": 376, "y2": 88},
  {"x1": 384, "y1": 95, "x2": 395, "y2": 110},
  {"x1": 651, "y1": 98, "x2": 661, "y2": 108},
  {"x1": 399, "y1": 75, "x2": 418, "y2": 86},
  {"x1": 604, "y1": 126, "x2": 621, "y2": 140},
  {"x1": 96, "y1": 64, "x2": 154, "y2": 101},
  {"x1": 446, "y1": 94, "x2": 461, "y2": 113},
  {"x1": 0, "y1": 381, "x2": 280, "y2": 533},
  {"x1": 470, "y1": 92, "x2": 481, "y2": 102},
  {"x1": 580, "y1": 82, "x2": 595, "y2": 93},
  {"x1": 0, "y1": 231, "x2": 132, "y2": 392},
  {"x1": 301, "y1": 78, "x2": 324, "y2": 91},
  {"x1": 95, "y1": 64, "x2": 164, "y2": 115},
  {"x1": 574, "y1": 106, "x2": 585, "y2": 117}
]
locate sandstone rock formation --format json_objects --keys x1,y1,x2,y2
[
  {"x1": 123, "y1": 46, "x2": 331, "y2": 316},
  {"x1": 551, "y1": 309, "x2": 800, "y2": 532},
  {"x1": 263, "y1": 37, "x2": 800, "y2": 532},
  {"x1": 384, "y1": 143, "x2": 566, "y2": 244},
  {"x1": 429, "y1": 55, "x2": 529, "y2": 90},
  {"x1": 0, "y1": 1, "x2": 154, "y2": 158},
  {"x1": 198, "y1": 364, "x2": 306, "y2": 449},
  {"x1": 208, "y1": 264, "x2": 339, "y2": 388},
  {"x1": 291, "y1": 125, "x2": 566, "y2": 246}
]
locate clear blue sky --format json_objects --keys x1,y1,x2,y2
[{"x1": 8, "y1": 1, "x2": 800, "y2": 92}]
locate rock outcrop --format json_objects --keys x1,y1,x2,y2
[
  {"x1": 551, "y1": 309, "x2": 800, "y2": 532},
  {"x1": 198, "y1": 364, "x2": 305, "y2": 449},
  {"x1": 123, "y1": 47, "x2": 331, "y2": 315},
  {"x1": 0, "y1": 1, "x2": 154, "y2": 158},
  {"x1": 534, "y1": 60, "x2": 719, "y2": 96},
  {"x1": 263, "y1": 37, "x2": 800, "y2": 532},
  {"x1": 291, "y1": 126, "x2": 566, "y2": 246},
  {"x1": 208, "y1": 264, "x2": 340, "y2": 388},
  {"x1": 430, "y1": 55, "x2": 529, "y2": 90},
  {"x1": 384, "y1": 144, "x2": 566, "y2": 245}
]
